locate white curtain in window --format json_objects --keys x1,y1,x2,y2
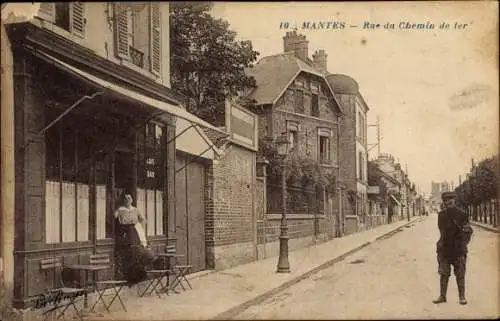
[
  {"x1": 155, "y1": 190, "x2": 163, "y2": 235},
  {"x1": 136, "y1": 188, "x2": 147, "y2": 234},
  {"x1": 96, "y1": 185, "x2": 107, "y2": 240},
  {"x1": 76, "y1": 184, "x2": 89, "y2": 241},
  {"x1": 62, "y1": 182, "x2": 76, "y2": 243},
  {"x1": 45, "y1": 180, "x2": 60, "y2": 244},
  {"x1": 146, "y1": 189, "x2": 155, "y2": 235}
]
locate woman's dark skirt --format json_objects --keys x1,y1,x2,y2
[{"x1": 115, "y1": 224, "x2": 155, "y2": 285}]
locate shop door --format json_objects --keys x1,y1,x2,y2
[{"x1": 175, "y1": 153, "x2": 206, "y2": 273}]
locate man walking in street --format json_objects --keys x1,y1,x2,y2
[{"x1": 433, "y1": 191, "x2": 473, "y2": 305}]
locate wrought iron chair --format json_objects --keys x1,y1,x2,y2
[
  {"x1": 88, "y1": 253, "x2": 128, "y2": 313},
  {"x1": 38, "y1": 257, "x2": 85, "y2": 321}
]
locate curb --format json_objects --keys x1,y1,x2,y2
[
  {"x1": 212, "y1": 217, "x2": 423, "y2": 320},
  {"x1": 470, "y1": 221, "x2": 500, "y2": 233}
]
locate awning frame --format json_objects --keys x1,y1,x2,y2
[{"x1": 24, "y1": 46, "x2": 230, "y2": 160}]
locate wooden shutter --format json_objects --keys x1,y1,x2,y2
[
  {"x1": 114, "y1": 3, "x2": 130, "y2": 59},
  {"x1": 37, "y1": 3, "x2": 56, "y2": 23},
  {"x1": 149, "y1": 3, "x2": 161, "y2": 75},
  {"x1": 70, "y1": 2, "x2": 86, "y2": 37}
]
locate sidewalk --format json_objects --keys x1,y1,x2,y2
[
  {"x1": 88, "y1": 216, "x2": 424, "y2": 321},
  {"x1": 470, "y1": 221, "x2": 500, "y2": 233}
]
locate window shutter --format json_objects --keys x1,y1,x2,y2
[
  {"x1": 149, "y1": 3, "x2": 161, "y2": 75},
  {"x1": 37, "y1": 3, "x2": 56, "y2": 23},
  {"x1": 70, "y1": 2, "x2": 86, "y2": 37},
  {"x1": 114, "y1": 4, "x2": 130, "y2": 59}
]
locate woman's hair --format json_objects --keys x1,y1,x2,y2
[{"x1": 118, "y1": 192, "x2": 133, "y2": 205}]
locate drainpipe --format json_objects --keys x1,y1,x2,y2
[{"x1": 336, "y1": 112, "x2": 343, "y2": 236}]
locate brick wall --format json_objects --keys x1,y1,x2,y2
[
  {"x1": 337, "y1": 93, "x2": 357, "y2": 192},
  {"x1": 206, "y1": 143, "x2": 257, "y2": 269}
]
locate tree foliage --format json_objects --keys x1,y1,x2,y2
[
  {"x1": 258, "y1": 137, "x2": 336, "y2": 192},
  {"x1": 455, "y1": 154, "x2": 499, "y2": 206},
  {"x1": 170, "y1": 2, "x2": 259, "y2": 126}
]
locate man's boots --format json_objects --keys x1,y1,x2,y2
[
  {"x1": 433, "y1": 275, "x2": 448, "y2": 304},
  {"x1": 457, "y1": 277, "x2": 468, "y2": 305}
]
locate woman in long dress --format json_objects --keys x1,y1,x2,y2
[{"x1": 114, "y1": 193, "x2": 155, "y2": 285}]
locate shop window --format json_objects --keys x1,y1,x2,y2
[
  {"x1": 137, "y1": 122, "x2": 165, "y2": 237},
  {"x1": 45, "y1": 119, "x2": 90, "y2": 244}
]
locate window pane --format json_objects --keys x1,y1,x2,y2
[
  {"x1": 45, "y1": 180, "x2": 60, "y2": 244},
  {"x1": 55, "y1": 3, "x2": 70, "y2": 31},
  {"x1": 76, "y1": 183, "x2": 89, "y2": 242},
  {"x1": 311, "y1": 94, "x2": 319, "y2": 117},
  {"x1": 294, "y1": 91, "x2": 304, "y2": 113},
  {"x1": 61, "y1": 124, "x2": 76, "y2": 181},
  {"x1": 76, "y1": 129, "x2": 91, "y2": 184},
  {"x1": 136, "y1": 188, "x2": 147, "y2": 234},
  {"x1": 96, "y1": 185, "x2": 107, "y2": 240},
  {"x1": 61, "y1": 182, "x2": 76, "y2": 243},
  {"x1": 146, "y1": 189, "x2": 155, "y2": 235},
  {"x1": 45, "y1": 122, "x2": 60, "y2": 180},
  {"x1": 155, "y1": 190, "x2": 163, "y2": 235}
]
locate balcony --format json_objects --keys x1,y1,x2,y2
[{"x1": 129, "y1": 46, "x2": 144, "y2": 68}]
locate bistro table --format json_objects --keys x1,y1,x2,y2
[{"x1": 65, "y1": 264, "x2": 109, "y2": 316}]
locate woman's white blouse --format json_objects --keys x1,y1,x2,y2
[{"x1": 114, "y1": 206, "x2": 143, "y2": 225}]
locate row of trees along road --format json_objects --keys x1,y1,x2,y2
[{"x1": 455, "y1": 154, "x2": 499, "y2": 207}]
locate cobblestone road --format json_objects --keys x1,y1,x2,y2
[{"x1": 235, "y1": 215, "x2": 499, "y2": 320}]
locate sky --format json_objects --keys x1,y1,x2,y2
[
  {"x1": 2, "y1": 2, "x2": 498, "y2": 197},
  {"x1": 211, "y1": 1, "x2": 499, "y2": 196}
]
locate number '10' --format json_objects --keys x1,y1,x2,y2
[{"x1": 280, "y1": 22, "x2": 289, "y2": 29}]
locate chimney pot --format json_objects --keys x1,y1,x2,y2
[
  {"x1": 283, "y1": 31, "x2": 309, "y2": 61},
  {"x1": 312, "y1": 48, "x2": 328, "y2": 70}
]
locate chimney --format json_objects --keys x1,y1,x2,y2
[
  {"x1": 312, "y1": 49, "x2": 328, "y2": 70},
  {"x1": 283, "y1": 30, "x2": 309, "y2": 61}
]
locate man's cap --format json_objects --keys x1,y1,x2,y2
[{"x1": 441, "y1": 191, "x2": 456, "y2": 200}]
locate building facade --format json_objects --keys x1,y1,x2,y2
[
  {"x1": 325, "y1": 74, "x2": 369, "y2": 234},
  {"x1": 2, "y1": 2, "x2": 219, "y2": 307},
  {"x1": 245, "y1": 31, "x2": 343, "y2": 254}
]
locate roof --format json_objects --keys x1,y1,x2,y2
[
  {"x1": 245, "y1": 52, "x2": 342, "y2": 114},
  {"x1": 325, "y1": 74, "x2": 359, "y2": 94},
  {"x1": 325, "y1": 74, "x2": 370, "y2": 112}
]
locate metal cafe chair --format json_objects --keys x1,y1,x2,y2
[
  {"x1": 139, "y1": 255, "x2": 171, "y2": 298},
  {"x1": 38, "y1": 257, "x2": 85, "y2": 321},
  {"x1": 163, "y1": 245, "x2": 193, "y2": 292},
  {"x1": 88, "y1": 253, "x2": 128, "y2": 313}
]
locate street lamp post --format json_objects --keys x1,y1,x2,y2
[{"x1": 275, "y1": 133, "x2": 290, "y2": 273}]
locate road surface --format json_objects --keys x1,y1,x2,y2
[{"x1": 235, "y1": 215, "x2": 499, "y2": 319}]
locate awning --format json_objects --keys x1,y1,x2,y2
[
  {"x1": 29, "y1": 49, "x2": 226, "y2": 135},
  {"x1": 390, "y1": 195, "x2": 401, "y2": 206},
  {"x1": 28, "y1": 49, "x2": 227, "y2": 158}
]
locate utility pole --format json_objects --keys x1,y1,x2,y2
[
  {"x1": 368, "y1": 115, "x2": 382, "y2": 158},
  {"x1": 376, "y1": 116, "x2": 381, "y2": 157}
]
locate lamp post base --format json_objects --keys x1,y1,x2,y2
[{"x1": 276, "y1": 235, "x2": 290, "y2": 273}]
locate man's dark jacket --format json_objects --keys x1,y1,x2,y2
[{"x1": 437, "y1": 207, "x2": 473, "y2": 258}]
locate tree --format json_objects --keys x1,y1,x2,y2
[{"x1": 170, "y1": 2, "x2": 259, "y2": 126}]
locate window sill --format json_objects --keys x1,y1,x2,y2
[
  {"x1": 279, "y1": 110, "x2": 338, "y2": 124},
  {"x1": 39, "y1": 20, "x2": 89, "y2": 51},
  {"x1": 120, "y1": 59, "x2": 161, "y2": 81}
]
